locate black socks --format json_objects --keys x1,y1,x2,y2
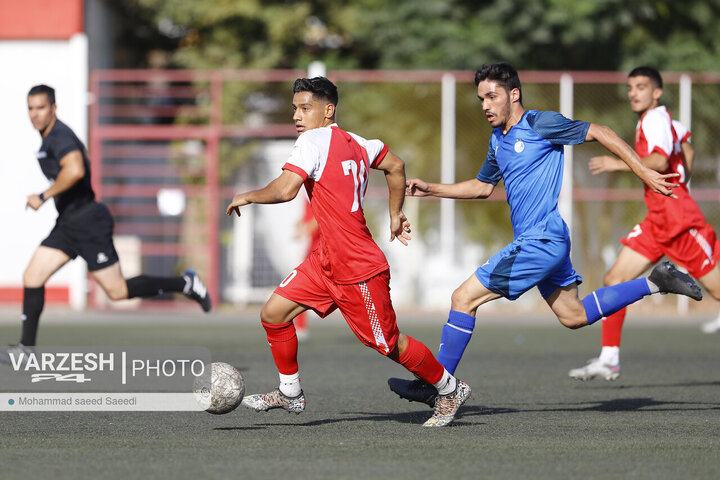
[
  {"x1": 126, "y1": 275, "x2": 186, "y2": 299},
  {"x1": 20, "y1": 286, "x2": 45, "y2": 346}
]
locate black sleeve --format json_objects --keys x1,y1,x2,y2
[{"x1": 48, "y1": 128, "x2": 81, "y2": 161}]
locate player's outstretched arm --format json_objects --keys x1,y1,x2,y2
[
  {"x1": 376, "y1": 151, "x2": 411, "y2": 245},
  {"x1": 406, "y1": 178, "x2": 493, "y2": 199},
  {"x1": 27, "y1": 150, "x2": 85, "y2": 210},
  {"x1": 225, "y1": 170, "x2": 304, "y2": 217},
  {"x1": 588, "y1": 152, "x2": 668, "y2": 175},
  {"x1": 585, "y1": 123, "x2": 678, "y2": 197}
]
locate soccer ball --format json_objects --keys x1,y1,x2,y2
[{"x1": 193, "y1": 362, "x2": 245, "y2": 415}]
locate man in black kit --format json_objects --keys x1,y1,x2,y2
[{"x1": 0, "y1": 85, "x2": 211, "y2": 363}]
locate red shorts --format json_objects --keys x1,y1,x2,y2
[
  {"x1": 621, "y1": 218, "x2": 720, "y2": 278},
  {"x1": 274, "y1": 256, "x2": 399, "y2": 354}
]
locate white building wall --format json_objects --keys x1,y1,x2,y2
[{"x1": 0, "y1": 33, "x2": 88, "y2": 309}]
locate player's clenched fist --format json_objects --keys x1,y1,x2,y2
[
  {"x1": 26, "y1": 193, "x2": 45, "y2": 211},
  {"x1": 406, "y1": 179, "x2": 430, "y2": 197}
]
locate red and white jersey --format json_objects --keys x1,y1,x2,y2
[
  {"x1": 282, "y1": 124, "x2": 390, "y2": 284},
  {"x1": 635, "y1": 106, "x2": 706, "y2": 242}
]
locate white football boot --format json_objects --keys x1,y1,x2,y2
[
  {"x1": 700, "y1": 316, "x2": 720, "y2": 334},
  {"x1": 423, "y1": 380, "x2": 471, "y2": 427},
  {"x1": 241, "y1": 389, "x2": 306, "y2": 414},
  {"x1": 569, "y1": 358, "x2": 620, "y2": 381}
]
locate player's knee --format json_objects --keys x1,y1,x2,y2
[
  {"x1": 259, "y1": 305, "x2": 285, "y2": 325},
  {"x1": 259, "y1": 306, "x2": 273, "y2": 324},
  {"x1": 23, "y1": 268, "x2": 46, "y2": 288},
  {"x1": 105, "y1": 287, "x2": 127, "y2": 301},
  {"x1": 450, "y1": 287, "x2": 473, "y2": 312},
  {"x1": 22, "y1": 270, "x2": 37, "y2": 287}
]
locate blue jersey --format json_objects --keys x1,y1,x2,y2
[{"x1": 476, "y1": 110, "x2": 590, "y2": 240}]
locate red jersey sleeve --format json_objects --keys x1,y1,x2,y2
[
  {"x1": 371, "y1": 144, "x2": 389, "y2": 168},
  {"x1": 282, "y1": 132, "x2": 321, "y2": 180},
  {"x1": 640, "y1": 109, "x2": 673, "y2": 158}
]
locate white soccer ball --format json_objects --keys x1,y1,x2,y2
[{"x1": 193, "y1": 362, "x2": 245, "y2": 415}]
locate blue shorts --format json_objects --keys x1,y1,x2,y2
[{"x1": 475, "y1": 236, "x2": 582, "y2": 300}]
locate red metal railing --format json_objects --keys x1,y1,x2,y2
[{"x1": 89, "y1": 69, "x2": 720, "y2": 308}]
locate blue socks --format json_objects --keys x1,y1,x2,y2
[
  {"x1": 582, "y1": 278, "x2": 651, "y2": 325},
  {"x1": 437, "y1": 310, "x2": 476, "y2": 374},
  {"x1": 436, "y1": 279, "x2": 652, "y2": 373}
]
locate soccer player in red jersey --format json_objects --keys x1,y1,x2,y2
[
  {"x1": 569, "y1": 67, "x2": 720, "y2": 381},
  {"x1": 226, "y1": 77, "x2": 470, "y2": 427}
]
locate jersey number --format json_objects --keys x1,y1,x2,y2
[{"x1": 341, "y1": 160, "x2": 367, "y2": 212}]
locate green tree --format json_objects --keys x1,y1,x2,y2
[
  {"x1": 124, "y1": 0, "x2": 720, "y2": 71},
  {"x1": 119, "y1": 0, "x2": 720, "y2": 264}
]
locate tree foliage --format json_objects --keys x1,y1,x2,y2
[
  {"x1": 118, "y1": 0, "x2": 720, "y2": 261},
  {"x1": 125, "y1": 0, "x2": 720, "y2": 71}
]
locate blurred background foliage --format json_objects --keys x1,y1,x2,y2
[
  {"x1": 120, "y1": 0, "x2": 720, "y2": 71},
  {"x1": 104, "y1": 0, "x2": 720, "y2": 277}
]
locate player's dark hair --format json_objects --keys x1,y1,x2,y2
[
  {"x1": 628, "y1": 66, "x2": 663, "y2": 89},
  {"x1": 28, "y1": 84, "x2": 56, "y2": 104},
  {"x1": 293, "y1": 77, "x2": 339, "y2": 106},
  {"x1": 475, "y1": 63, "x2": 522, "y2": 104}
]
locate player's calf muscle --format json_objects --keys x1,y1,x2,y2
[{"x1": 558, "y1": 315, "x2": 588, "y2": 329}]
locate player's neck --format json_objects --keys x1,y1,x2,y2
[
  {"x1": 40, "y1": 117, "x2": 57, "y2": 138},
  {"x1": 636, "y1": 102, "x2": 660, "y2": 120},
  {"x1": 502, "y1": 106, "x2": 525, "y2": 134}
]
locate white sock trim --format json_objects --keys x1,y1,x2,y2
[
  {"x1": 592, "y1": 291, "x2": 604, "y2": 317},
  {"x1": 599, "y1": 346, "x2": 620, "y2": 366},
  {"x1": 279, "y1": 372, "x2": 301, "y2": 397},
  {"x1": 433, "y1": 369, "x2": 457, "y2": 396},
  {"x1": 447, "y1": 323, "x2": 473, "y2": 335}
]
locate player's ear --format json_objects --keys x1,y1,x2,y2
[
  {"x1": 510, "y1": 88, "x2": 520, "y2": 104},
  {"x1": 325, "y1": 102, "x2": 335, "y2": 120},
  {"x1": 652, "y1": 87, "x2": 663, "y2": 102}
]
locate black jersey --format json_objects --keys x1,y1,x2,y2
[{"x1": 36, "y1": 119, "x2": 95, "y2": 215}]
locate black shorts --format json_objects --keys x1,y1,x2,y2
[{"x1": 40, "y1": 202, "x2": 119, "y2": 271}]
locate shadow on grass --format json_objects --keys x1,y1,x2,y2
[
  {"x1": 572, "y1": 380, "x2": 720, "y2": 390},
  {"x1": 214, "y1": 396, "x2": 720, "y2": 429},
  {"x1": 460, "y1": 396, "x2": 720, "y2": 416}
]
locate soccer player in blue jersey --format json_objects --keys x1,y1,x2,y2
[{"x1": 388, "y1": 62, "x2": 702, "y2": 407}]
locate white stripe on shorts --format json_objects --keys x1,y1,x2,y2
[
  {"x1": 689, "y1": 228, "x2": 714, "y2": 264},
  {"x1": 359, "y1": 281, "x2": 389, "y2": 353}
]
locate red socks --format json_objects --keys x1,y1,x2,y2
[
  {"x1": 601, "y1": 308, "x2": 626, "y2": 347},
  {"x1": 396, "y1": 335, "x2": 444, "y2": 385},
  {"x1": 262, "y1": 322, "x2": 445, "y2": 387},
  {"x1": 294, "y1": 312, "x2": 307, "y2": 330},
  {"x1": 262, "y1": 321, "x2": 299, "y2": 375}
]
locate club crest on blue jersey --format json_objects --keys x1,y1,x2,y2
[{"x1": 514, "y1": 139, "x2": 525, "y2": 153}]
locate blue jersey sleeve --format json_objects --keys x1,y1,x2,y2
[
  {"x1": 527, "y1": 110, "x2": 590, "y2": 146},
  {"x1": 476, "y1": 138, "x2": 502, "y2": 185}
]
